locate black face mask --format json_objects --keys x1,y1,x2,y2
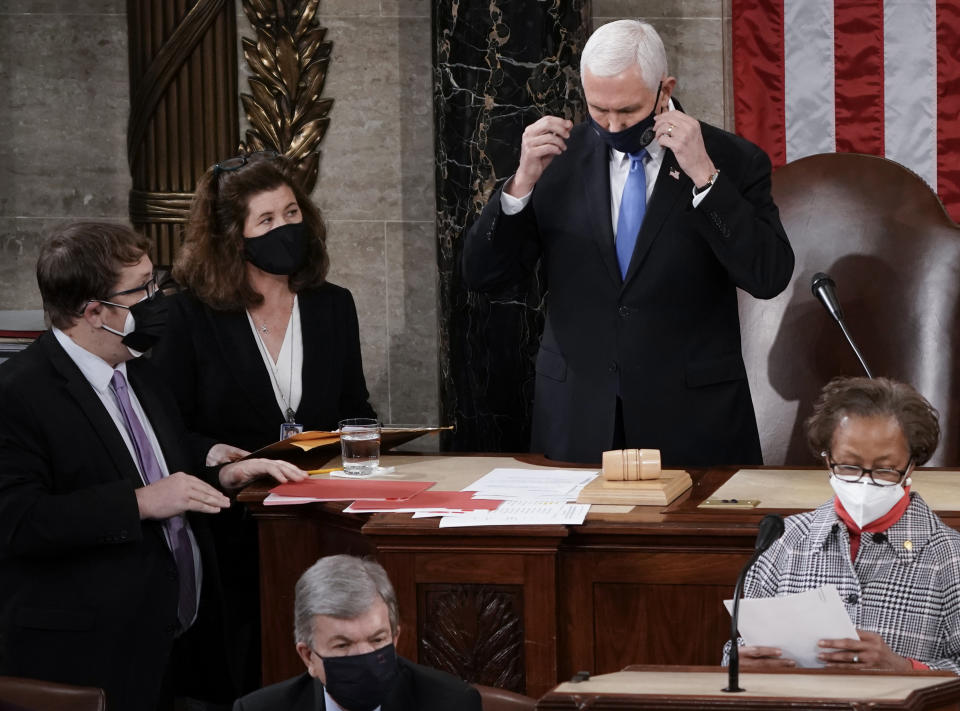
[
  {"x1": 99, "y1": 291, "x2": 169, "y2": 356},
  {"x1": 243, "y1": 221, "x2": 308, "y2": 275},
  {"x1": 122, "y1": 291, "x2": 169, "y2": 353},
  {"x1": 589, "y1": 81, "x2": 663, "y2": 154},
  {"x1": 321, "y1": 643, "x2": 399, "y2": 711}
]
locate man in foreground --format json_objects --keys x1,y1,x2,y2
[{"x1": 234, "y1": 554, "x2": 481, "y2": 710}]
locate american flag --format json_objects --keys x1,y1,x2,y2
[{"x1": 732, "y1": 0, "x2": 960, "y2": 222}]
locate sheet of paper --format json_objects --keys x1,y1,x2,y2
[
  {"x1": 269, "y1": 479, "x2": 434, "y2": 501},
  {"x1": 724, "y1": 585, "x2": 859, "y2": 668},
  {"x1": 343, "y1": 491, "x2": 503, "y2": 513},
  {"x1": 263, "y1": 493, "x2": 321, "y2": 506},
  {"x1": 463, "y1": 468, "x2": 598, "y2": 501},
  {"x1": 439, "y1": 500, "x2": 590, "y2": 528}
]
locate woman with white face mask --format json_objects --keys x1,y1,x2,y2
[{"x1": 735, "y1": 376, "x2": 960, "y2": 673}]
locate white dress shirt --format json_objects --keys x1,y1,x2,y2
[{"x1": 52, "y1": 327, "x2": 202, "y2": 628}]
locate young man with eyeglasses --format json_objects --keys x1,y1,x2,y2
[
  {"x1": 0, "y1": 222, "x2": 307, "y2": 710},
  {"x1": 728, "y1": 376, "x2": 960, "y2": 674}
]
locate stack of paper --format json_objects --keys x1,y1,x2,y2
[
  {"x1": 429, "y1": 468, "x2": 598, "y2": 528},
  {"x1": 343, "y1": 490, "x2": 503, "y2": 514}
]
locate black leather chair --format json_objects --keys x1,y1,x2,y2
[
  {"x1": 0, "y1": 676, "x2": 106, "y2": 711},
  {"x1": 739, "y1": 152, "x2": 960, "y2": 465}
]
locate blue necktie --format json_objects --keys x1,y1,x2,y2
[{"x1": 616, "y1": 149, "x2": 648, "y2": 279}]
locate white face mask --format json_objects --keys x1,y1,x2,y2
[
  {"x1": 101, "y1": 311, "x2": 144, "y2": 358},
  {"x1": 830, "y1": 475, "x2": 906, "y2": 528}
]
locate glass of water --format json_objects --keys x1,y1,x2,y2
[{"x1": 338, "y1": 418, "x2": 381, "y2": 477}]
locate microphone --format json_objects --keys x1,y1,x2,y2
[
  {"x1": 724, "y1": 514, "x2": 785, "y2": 693},
  {"x1": 811, "y1": 272, "x2": 843, "y2": 321},
  {"x1": 810, "y1": 272, "x2": 874, "y2": 378}
]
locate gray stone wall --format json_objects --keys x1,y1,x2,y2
[
  {"x1": 0, "y1": 0, "x2": 130, "y2": 311},
  {"x1": 0, "y1": 0, "x2": 732, "y2": 432}
]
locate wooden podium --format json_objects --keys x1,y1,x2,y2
[
  {"x1": 537, "y1": 666, "x2": 960, "y2": 710},
  {"x1": 241, "y1": 459, "x2": 960, "y2": 698}
]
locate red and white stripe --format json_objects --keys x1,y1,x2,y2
[{"x1": 732, "y1": 0, "x2": 960, "y2": 222}]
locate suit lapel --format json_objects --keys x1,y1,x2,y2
[
  {"x1": 127, "y1": 361, "x2": 184, "y2": 473},
  {"x1": 580, "y1": 133, "x2": 622, "y2": 289},
  {"x1": 622, "y1": 148, "x2": 690, "y2": 288},
  {"x1": 41, "y1": 334, "x2": 144, "y2": 489},
  {"x1": 208, "y1": 307, "x2": 285, "y2": 424}
]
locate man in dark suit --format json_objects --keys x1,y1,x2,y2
[
  {"x1": 0, "y1": 222, "x2": 305, "y2": 711},
  {"x1": 463, "y1": 20, "x2": 794, "y2": 466},
  {"x1": 234, "y1": 555, "x2": 481, "y2": 711}
]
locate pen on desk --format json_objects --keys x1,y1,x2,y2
[{"x1": 308, "y1": 466, "x2": 343, "y2": 475}]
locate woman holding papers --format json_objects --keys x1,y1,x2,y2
[
  {"x1": 736, "y1": 376, "x2": 960, "y2": 673},
  {"x1": 151, "y1": 150, "x2": 376, "y2": 697}
]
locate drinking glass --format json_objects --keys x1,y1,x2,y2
[{"x1": 338, "y1": 418, "x2": 381, "y2": 477}]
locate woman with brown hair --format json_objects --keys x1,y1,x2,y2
[
  {"x1": 151, "y1": 151, "x2": 376, "y2": 697},
  {"x1": 732, "y1": 376, "x2": 960, "y2": 673}
]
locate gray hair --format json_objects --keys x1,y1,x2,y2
[
  {"x1": 293, "y1": 555, "x2": 399, "y2": 646},
  {"x1": 580, "y1": 19, "x2": 668, "y2": 91}
]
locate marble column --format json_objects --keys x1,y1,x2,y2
[{"x1": 434, "y1": 0, "x2": 590, "y2": 452}]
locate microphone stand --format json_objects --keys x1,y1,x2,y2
[
  {"x1": 723, "y1": 549, "x2": 763, "y2": 693},
  {"x1": 811, "y1": 272, "x2": 874, "y2": 378},
  {"x1": 724, "y1": 514, "x2": 784, "y2": 693},
  {"x1": 834, "y1": 318, "x2": 874, "y2": 378}
]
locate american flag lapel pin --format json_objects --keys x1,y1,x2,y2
[{"x1": 670, "y1": 168, "x2": 680, "y2": 180}]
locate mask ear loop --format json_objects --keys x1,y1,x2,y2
[{"x1": 639, "y1": 81, "x2": 664, "y2": 148}]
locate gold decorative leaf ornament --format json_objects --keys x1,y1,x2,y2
[{"x1": 239, "y1": 0, "x2": 333, "y2": 192}]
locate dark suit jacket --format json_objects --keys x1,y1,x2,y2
[
  {"x1": 233, "y1": 659, "x2": 482, "y2": 711},
  {"x1": 0, "y1": 333, "x2": 218, "y2": 711},
  {"x1": 151, "y1": 282, "x2": 376, "y2": 455},
  {"x1": 462, "y1": 119, "x2": 794, "y2": 466}
]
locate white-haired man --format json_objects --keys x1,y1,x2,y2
[
  {"x1": 234, "y1": 555, "x2": 481, "y2": 711},
  {"x1": 463, "y1": 19, "x2": 794, "y2": 466}
]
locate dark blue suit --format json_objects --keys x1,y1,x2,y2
[{"x1": 463, "y1": 118, "x2": 794, "y2": 465}]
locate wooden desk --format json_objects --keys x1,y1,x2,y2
[
  {"x1": 537, "y1": 666, "x2": 960, "y2": 710},
  {"x1": 239, "y1": 457, "x2": 960, "y2": 698}
]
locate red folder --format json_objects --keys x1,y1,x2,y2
[{"x1": 269, "y1": 478, "x2": 434, "y2": 501}]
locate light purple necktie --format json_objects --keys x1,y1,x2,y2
[{"x1": 111, "y1": 370, "x2": 197, "y2": 631}]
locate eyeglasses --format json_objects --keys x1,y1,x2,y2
[
  {"x1": 103, "y1": 273, "x2": 160, "y2": 300},
  {"x1": 824, "y1": 454, "x2": 912, "y2": 487},
  {"x1": 212, "y1": 150, "x2": 280, "y2": 177}
]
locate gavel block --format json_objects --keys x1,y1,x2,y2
[{"x1": 577, "y1": 448, "x2": 692, "y2": 506}]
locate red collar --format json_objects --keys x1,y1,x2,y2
[{"x1": 834, "y1": 487, "x2": 911, "y2": 535}]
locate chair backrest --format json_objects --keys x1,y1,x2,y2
[
  {"x1": 739, "y1": 152, "x2": 960, "y2": 466},
  {"x1": 0, "y1": 676, "x2": 106, "y2": 711},
  {"x1": 474, "y1": 683, "x2": 537, "y2": 711}
]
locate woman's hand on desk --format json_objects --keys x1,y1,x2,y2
[
  {"x1": 206, "y1": 443, "x2": 250, "y2": 466},
  {"x1": 739, "y1": 646, "x2": 796, "y2": 669},
  {"x1": 818, "y1": 630, "x2": 913, "y2": 671},
  {"x1": 219, "y1": 458, "x2": 308, "y2": 490}
]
